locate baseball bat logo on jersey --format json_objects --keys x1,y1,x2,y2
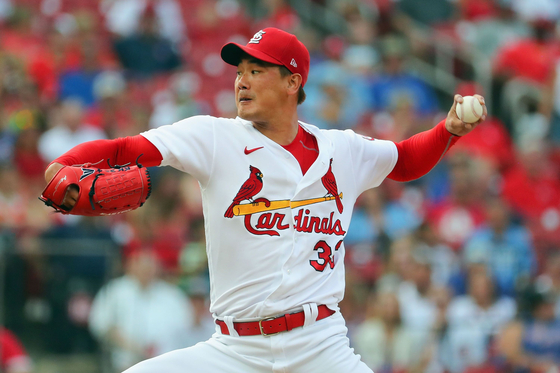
[{"x1": 224, "y1": 161, "x2": 346, "y2": 237}]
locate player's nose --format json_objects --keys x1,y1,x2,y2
[{"x1": 236, "y1": 73, "x2": 249, "y2": 90}]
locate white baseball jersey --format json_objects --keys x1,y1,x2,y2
[{"x1": 141, "y1": 115, "x2": 397, "y2": 321}]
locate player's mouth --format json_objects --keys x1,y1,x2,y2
[{"x1": 239, "y1": 97, "x2": 253, "y2": 105}]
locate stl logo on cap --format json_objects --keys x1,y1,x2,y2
[
  {"x1": 249, "y1": 30, "x2": 266, "y2": 44},
  {"x1": 220, "y1": 27, "x2": 311, "y2": 86}
]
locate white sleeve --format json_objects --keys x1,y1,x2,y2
[
  {"x1": 343, "y1": 130, "x2": 398, "y2": 193},
  {"x1": 140, "y1": 115, "x2": 215, "y2": 186},
  {"x1": 88, "y1": 284, "x2": 114, "y2": 340}
]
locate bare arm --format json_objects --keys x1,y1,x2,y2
[
  {"x1": 45, "y1": 162, "x2": 64, "y2": 183},
  {"x1": 497, "y1": 321, "x2": 529, "y2": 368}
]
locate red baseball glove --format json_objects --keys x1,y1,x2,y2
[{"x1": 39, "y1": 163, "x2": 152, "y2": 216}]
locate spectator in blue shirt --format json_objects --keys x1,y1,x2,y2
[
  {"x1": 498, "y1": 282, "x2": 560, "y2": 373},
  {"x1": 463, "y1": 197, "x2": 535, "y2": 297},
  {"x1": 369, "y1": 35, "x2": 440, "y2": 122},
  {"x1": 345, "y1": 187, "x2": 422, "y2": 247}
]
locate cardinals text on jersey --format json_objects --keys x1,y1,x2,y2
[{"x1": 224, "y1": 161, "x2": 346, "y2": 239}]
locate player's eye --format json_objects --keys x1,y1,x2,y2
[
  {"x1": 251, "y1": 70, "x2": 259, "y2": 74},
  {"x1": 236, "y1": 71, "x2": 242, "y2": 76}
]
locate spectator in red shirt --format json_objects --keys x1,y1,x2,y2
[
  {"x1": 254, "y1": 0, "x2": 300, "y2": 31},
  {"x1": 426, "y1": 153, "x2": 486, "y2": 250},
  {"x1": 0, "y1": 328, "x2": 32, "y2": 373},
  {"x1": 501, "y1": 139, "x2": 560, "y2": 220},
  {"x1": 458, "y1": 0, "x2": 497, "y2": 22},
  {"x1": 493, "y1": 19, "x2": 559, "y2": 85},
  {"x1": 501, "y1": 138, "x2": 560, "y2": 251},
  {"x1": 448, "y1": 116, "x2": 515, "y2": 172}
]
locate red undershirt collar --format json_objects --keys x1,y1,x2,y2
[{"x1": 281, "y1": 125, "x2": 319, "y2": 175}]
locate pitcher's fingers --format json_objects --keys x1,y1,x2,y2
[{"x1": 62, "y1": 185, "x2": 79, "y2": 210}]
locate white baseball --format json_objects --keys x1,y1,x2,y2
[{"x1": 456, "y1": 95, "x2": 483, "y2": 124}]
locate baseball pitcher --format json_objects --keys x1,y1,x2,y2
[{"x1": 41, "y1": 28, "x2": 486, "y2": 372}]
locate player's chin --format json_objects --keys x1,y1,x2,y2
[{"x1": 237, "y1": 107, "x2": 258, "y2": 121}]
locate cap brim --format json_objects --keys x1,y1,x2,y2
[{"x1": 221, "y1": 43, "x2": 284, "y2": 67}]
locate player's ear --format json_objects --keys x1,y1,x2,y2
[{"x1": 286, "y1": 73, "x2": 302, "y2": 96}]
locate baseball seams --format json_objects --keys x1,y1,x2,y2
[
  {"x1": 457, "y1": 96, "x2": 482, "y2": 123},
  {"x1": 470, "y1": 97, "x2": 482, "y2": 120}
]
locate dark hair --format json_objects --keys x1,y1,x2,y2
[
  {"x1": 517, "y1": 282, "x2": 556, "y2": 319},
  {"x1": 279, "y1": 66, "x2": 306, "y2": 105}
]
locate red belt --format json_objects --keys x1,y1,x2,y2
[{"x1": 216, "y1": 305, "x2": 335, "y2": 336}]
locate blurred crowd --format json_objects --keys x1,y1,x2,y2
[{"x1": 1, "y1": 0, "x2": 560, "y2": 372}]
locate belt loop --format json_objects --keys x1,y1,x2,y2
[
  {"x1": 224, "y1": 316, "x2": 239, "y2": 337},
  {"x1": 285, "y1": 312, "x2": 294, "y2": 331},
  {"x1": 303, "y1": 303, "x2": 319, "y2": 328}
]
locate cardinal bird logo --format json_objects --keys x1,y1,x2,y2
[
  {"x1": 321, "y1": 158, "x2": 343, "y2": 213},
  {"x1": 224, "y1": 166, "x2": 264, "y2": 218}
]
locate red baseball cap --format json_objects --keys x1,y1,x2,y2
[{"x1": 221, "y1": 28, "x2": 310, "y2": 87}]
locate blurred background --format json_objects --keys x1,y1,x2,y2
[{"x1": 1, "y1": 0, "x2": 560, "y2": 372}]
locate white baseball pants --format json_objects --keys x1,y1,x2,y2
[{"x1": 123, "y1": 310, "x2": 372, "y2": 373}]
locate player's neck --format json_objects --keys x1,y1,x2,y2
[{"x1": 252, "y1": 112, "x2": 299, "y2": 146}]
